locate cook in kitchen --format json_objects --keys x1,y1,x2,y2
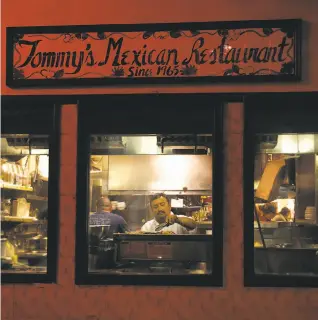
[{"x1": 141, "y1": 193, "x2": 197, "y2": 234}]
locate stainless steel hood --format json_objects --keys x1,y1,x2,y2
[
  {"x1": 97, "y1": 155, "x2": 212, "y2": 193},
  {"x1": 90, "y1": 135, "x2": 212, "y2": 155},
  {"x1": 157, "y1": 134, "x2": 212, "y2": 154},
  {"x1": 1, "y1": 135, "x2": 49, "y2": 157}
]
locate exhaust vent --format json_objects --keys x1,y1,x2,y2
[{"x1": 157, "y1": 134, "x2": 212, "y2": 154}]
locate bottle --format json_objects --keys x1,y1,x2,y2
[
  {"x1": 23, "y1": 167, "x2": 31, "y2": 187},
  {"x1": 15, "y1": 164, "x2": 22, "y2": 186},
  {"x1": 1, "y1": 162, "x2": 9, "y2": 183},
  {"x1": 8, "y1": 163, "x2": 14, "y2": 185},
  {"x1": 14, "y1": 164, "x2": 19, "y2": 185},
  {"x1": 21, "y1": 167, "x2": 26, "y2": 187}
]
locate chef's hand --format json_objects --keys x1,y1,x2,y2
[
  {"x1": 166, "y1": 215, "x2": 179, "y2": 226},
  {"x1": 166, "y1": 215, "x2": 197, "y2": 230}
]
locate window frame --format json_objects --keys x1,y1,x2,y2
[
  {"x1": 75, "y1": 93, "x2": 224, "y2": 286},
  {"x1": 1, "y1": 96, "x2": 60, "y2": 284},
  {"x1": 244, "y1": 92, "x2": 318, "y2": 288}
]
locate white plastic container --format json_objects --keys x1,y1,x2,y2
[{"x1": 11, "y1": 198, "x2": 30, "y2": 218}]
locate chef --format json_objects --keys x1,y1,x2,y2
[
  {"x1": 141, "y1": 193, "x2": 197, "y2": 234},
  {"x1": 89, "y1": 196, "x2": 128, "y2": 236},
  {"x1": 88, "y1": 196, "x2": 128, "y2": 269}
]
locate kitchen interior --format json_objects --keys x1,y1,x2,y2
[
  {"x1": 3, "y1": 132, "x2": 317, "y2": 277},
  {"x1": 88, "y1": 134, "x2": 213, "y2": 275},
  {"x1": 1, "y1": 134, "x2": 49, "y2": 273},
  {"x1": 253, "y1": 133, "x2": 318, "y2": 276}
]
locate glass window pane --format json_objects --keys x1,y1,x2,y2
[
  {"x1": 88, "y1": 134, "x2": 213, "y2": 275},
  {"x1": 254, "y1": 133, "x2": 318, "y2": 277},
  {"x1": 1, "y1": 134, "x2": 49, "y2": 274}
]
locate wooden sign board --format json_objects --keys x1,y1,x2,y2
[{"x1": 6, "y1": 19, "x2": 301, "y2": 87}]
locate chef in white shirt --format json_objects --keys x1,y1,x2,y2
[{"x1": 141, "y1": 193, "x2": 197, "y2": 234}]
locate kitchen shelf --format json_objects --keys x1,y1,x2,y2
[
  {"x1": 17, "y1": 252, "x2": 47, "y2": 259},
  {"x1": 1, "y1": 216, "x2": 37, "y2": 223},
  {"x1": 107, "y1": 190, "x2": 212, "y2": 196},
  {"x1": 254, "y1": 220, "x2": 317, "y2": 229},
  {"x1": 0, "y1": 182, "x2": 33, "y2": 192},
  {"x1": 196, "y1": 221, "x2": 212, "y2": 229},
  {"x1": 27, "y1": 195, "x2": 48, "y2": 201}
]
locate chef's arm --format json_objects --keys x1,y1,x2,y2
[{"x1": 176, "y1": 216, "x2": 196, "y2": 230}]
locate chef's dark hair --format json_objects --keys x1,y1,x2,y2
[{"x1": 150, "y1": 193, "x2": 170, "y2": 205}]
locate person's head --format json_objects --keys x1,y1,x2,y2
[
  {"x1": 280, "y1": 207, "x2": 291, "y2": 220},
  {"x1": 96, "y1": 196, "x2": 112, "y2": 213},
  {"x1": 150, "y1": 193, "x2": 171, "y2": 223}
]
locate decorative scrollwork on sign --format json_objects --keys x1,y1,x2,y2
[
  {"x1": 181, "y1": 65, "x2": 198, "y2": 76},
  {"x1": 280, "y1": 62, "x2": 295, "y2": 74},
  {"x1": 13, "y1": 67, "x2": 25, "y2": 80},
  {"x1": 112, "y1": 67, "x2": 125, "y2": 77}
]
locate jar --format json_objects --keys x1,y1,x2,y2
[
  {"x1": 15, "y1": 164, "x2": 22, "y2": 186},
  {"x1": 23, "y1": 167, "x2": 31, "y2": 187},
  {"x1": 2, "y1": 199, "x2": 11, "y2": 215},
  {"x1": 7, "y1": 163, "x2": 15, "y2": 184},
  {"x1": 1, "y1": 160, "x2": 9, "y2": 183}
]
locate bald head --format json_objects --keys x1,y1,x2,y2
[{"x1": 96, "y1": 196, "x2": 112, "y2": 212}]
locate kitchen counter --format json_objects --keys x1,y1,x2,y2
[
  {"x1": 1, "y1": 265, "x2": 47, "y2": 273},
  {"x1": 89, "y1": 261, "x2": 210, "y2": 275},
  {"x1": 254, "y1": 247, "x2": 318, "y2": 275}
]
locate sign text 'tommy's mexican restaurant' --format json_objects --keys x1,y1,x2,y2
[{"x1": 7, "y1": 20, "x2": 301, "y2": 86}]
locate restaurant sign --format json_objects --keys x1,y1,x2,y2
[{"x1": 6, "y1": 20, "x2": 301, "y2": 87}]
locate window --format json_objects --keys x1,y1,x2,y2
[
  {"x1": 244, "y1": 93, "x2": 318, "y2": 287},
  {"x1": 1, "y1": 99, "x2": 59, "y2": 283},
  {"x1": 75, "y1": 94, "x2": 223, "y2": 286}
]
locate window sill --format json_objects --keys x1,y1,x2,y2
[
  {"x1": 75, "y1": 273, "x2": 222, "y2": 287},
  {"x1": 1, "y1": 272, "x2": 56, "y2": 284},
  {"x1": 244, "y1": 273, "x2": 318, "y2": 288}
]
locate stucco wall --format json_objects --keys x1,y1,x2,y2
[
  {"x1": 2, "y1": 103, "x2": 318, "y2": 320},
  {"x1": 1, "y1": 0, "x2": 318, "y2": 95},
  {"x1": 1, "y1": 1, "x2": 318, "y2": 319}
]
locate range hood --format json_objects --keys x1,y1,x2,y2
[
  {"x1": 257, "y1": 135, "x2": 278, "y2": 150},
  {"x1": 90, "y1": 135, "x2": 125, "y2": 154},
  {"x1": 157, "y1": 134, "x2": 212, "y2": 154},
  {"x1": 90, "y1": 135, "x2": 213, "y2": 155},
  {"x1": 90, "y1": 154, "x2": 213, "y2": 195},
  {"x1": 1, "y1": 135, "x2": 49, "y2": 158}
]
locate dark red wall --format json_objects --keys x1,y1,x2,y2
[
  {"x1": 2, "y1": 0, "x2": 318, "y2": 94},
  {"x1": 2, "y1": 0, "x2": 318, "y2": 319},
  {"x1": 2, "y1": 104, "x2": 318, "y2": 320}
]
